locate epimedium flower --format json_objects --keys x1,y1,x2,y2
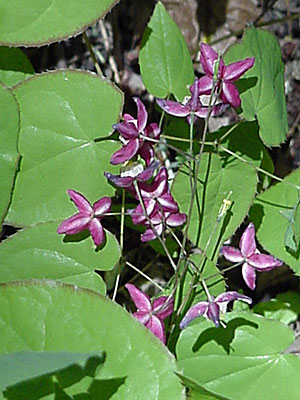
[
  {"x1": 110, "y1": 97, "x2": 160, "y2": 166},
  {"x1": 192, "y1": 43, "x2": 255, "y2": 108},
  {"x1": 221, "y1": 223, "x2": 283, "y2": 290},
  {"x1": 156, "y1": 78, "x2": 226, "y2": 124},
  {"x1": 125, "y1": 283, "x2": 174, "y2": 343},
  {"x1": 180, "y1": 291, "x2": 252, "y2": 329},
  {"x1": 57, "y1": 189, "x2": 111, "y2": 247}
]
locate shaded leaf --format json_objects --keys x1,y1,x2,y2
[{"x1": 0, "y1": 47, "x2": 34, "y2": 87}]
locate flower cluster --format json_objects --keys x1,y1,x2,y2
[{"x1": 157, "y1": 43, "x2": 255, "y2": 119}]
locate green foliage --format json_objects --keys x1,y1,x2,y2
[
  {"x1": 250, "y1": 168, "x2": 300, "y2": 274},
  {"x1": 6, "y1": 70, "x2": 122, "y2": 227},
  {"x1": 0, "y1": 0, "x2": 118, "y2": 46},
  {"x1": 224, "y1": 27, "x2": 287, "y2": 146},
  {"x1": 139, "y1": 1, "x2": 194, "y2": 101},
  {"x1": 176, "y1": 311, "x2": 300, "y2": 400},
  {"x1": 0, "y1": 222, "x2": 120, "y2": 293},
  {"x1": 0, "y1": 47, "x2": 34, "y2": 87},
  {"x1": 0, "y1": 281, "x2": 183, "y2": 399},
  {"x1": 0, "y1": 83, "x2": 19, "y2": 224},
  {"x1": 0, "y1": 351, "x2": 105, "y2": 399},
  {"x1": 172, "y1": 153, "x2": 257, "y2": 259}
]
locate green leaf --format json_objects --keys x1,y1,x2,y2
[
  {"x1": 224, "y1": 27, "x2": 287, "y2": 146},
  {"x1": 253, "y1": 299, "x2": 298, "y2": 325},
  {"x1": 0, "y1": 351, "x2": 105, "y2": 395},
  {"x1": 6, "y1": 70, "x2": 123, "y2": 227},
  {"x1": 249, "y1": 168, "x2": 300, "y2": 274},
  {"x1": 0, "y1": 0, "x2": 118, "y2": 46},
  {"x1": 172, "y1": 153, "x2": 257, "y2": 259},
  {"x1": 0, "y1": 47, "x2": 34, "y2": 87},
  {"x1": 176, "y1": 311, "x2": 300, "y2": 400},
  {"x1": 0, "y1": 281, "x2": 184, "y2": 400},
  {"x1": 139, "y1": 1, "x2": 194, "y2": 101},
  {"x1": 0, "y1": 83, "x2": 19, "y2": 224},
  {"x1": 0, "y1": 221, "x2": 120, "y2": 293}
]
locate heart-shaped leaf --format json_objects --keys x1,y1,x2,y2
[
  {"x1": 176, "y1": 311, "x2": 300, "y2": 400},
  {"x1": 0, "y1": 281, "x2": 184, "y2": 400},
  {"x1": 6, "y1": 70, "x2": 123, "y2": 227},
  {"x1": 224, "y1": 27, "x2": 287, "y2": 146},
  {"x1": 0, "y1": 47, "x2": 34, "y2": 87},
  {"x1": 0, "y1": 0, "x2": 119, "y2": 46},
  {"x1": 139, "y1": 1, "x2": 194, "y2": 101}
]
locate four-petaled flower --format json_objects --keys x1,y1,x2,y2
[
  {"x1": 193, "y1": 43, "x2": 255, "y2": 108},
  {"x1": 57, "y1": 190, "x2": 111, "y2": 247},
  {"x1": 221, "y1": 223, "x2": 283, "y2": 290},
  {"x1": 110, "y1": 97, "x2": 160, "y2": 166},
  {"x1": 125, "y1": 283, "x2": 174, "y2": 343},
  {"x1": 157, "y1": 78, "x2": 226, "y2": 124},
  {"x1": 180, "y1": 291, "x2": 252, "y2": 329}
]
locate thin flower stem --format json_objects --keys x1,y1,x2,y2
[
  {"x1": 82, "y1": 32, "x2": 103, "y2": 76},
  {"x1": 133, "y1": 181, "x2": 177, "y2": 271},
  {"x1": 218, "y1": 120, "x2": 243, "y2": 143},
  {"x1": 202, "y1": 261, "x2": 243, "y2": 283},
  {"x1": 125, "y1": 261, "x2": 164, "y2": 291},
  {"x1": 112, "y1": 189, "x2": 126, "y2": 301},
  {"x1": 201, "y1": 279, "x2": 212, "y2": 301}
]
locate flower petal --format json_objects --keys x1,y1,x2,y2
[
  {"x1": 134, "y1": 97, "x2": 148, "y2": 132},
  {"x1": 242, "y1": 262, "x2": 256, "y2": 290},
  {"x1": 215, "y1": 291, "x2": 252, "y2": 304},
  {"x1": 248, "y1": 254, "x2": 283, "y2": 271},
  {"x1": 138, "y1": 142, "x2": 154, "y2": 166},
  {"x1": 194, "y1": 103, "x2": 226, "y2": 118},
  {"x1": 221, "y1": 246, "x2": 244, "y2": 263},
  {"x1": 167, "y1": 212, "x2": 187, "y2": 227},
  {"x1": 67, "y1": 190, "x2": 93, "y2": 214},
  {"x1": 158, "y1": 193, "x2": 179, "y2": 212},
  {"x1": 197, "y1": 75, "x2": 213, "y2": 94},
  {"x1": 146, "y1": 316, "x2": 166, "y2": 343},
  {"x1": 224, "y1": 58, "x2": 255, "y2": 81},
  {"x1": 113, "y1": 121, "x2": 139, "y2": 139},
  {"x1": 125, "y1": 283, "x2": 151, "y2": 311},
  {"x1": 200, "y1": 43, "x2": 218, "y2": 77},
  {"x1": 110, "y1": 138, "x2": 140, "y2": 165},
  {"x1": 137, "y1": 160, "x2": 160, "y2": 182},
  {"x1": 156, "y1": 99, "x2": 190, "y2": 117},
  {"x1": 133, "y1": 311, "x2": 150, "y2": 325},
  {"x1": 153, "y1": 296, "x2": 174, "y2": 320},
  {"x1": 88, "y1": 218, "x2": 105, "y2": 247},
  {"x1": 145, "y1": 122, "x2": 160, "y2": 139},
  {"x1": 207, "y1": 301, "x2": 220, "y2": 327},
  {"x1": 104, "y1": 172, "x2": 133, "y2": 188},
  {"x1": 239, "y1": 223, "x2": 257, "y2": 258},
  {"x1": 57, "y1": 213, "x2": 90, "y2": 235},
  {"x1": 220, "y1": 82, "x2": 241, "y2": 108},
  {"x1": 93, "y1": 196, "x2": 112, "y2": 216},
  {"x1": 141, "y1": 224, "x2": 163, "y2": 242},
  {"x1": 179, "y1": 301, "x2": 208, "y2": 329}
]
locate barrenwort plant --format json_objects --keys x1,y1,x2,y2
[{"x1": 1, "y1": 1, "x2": 300, "y2": 399}]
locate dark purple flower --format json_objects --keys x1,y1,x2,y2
[
  {"x1": 126, "y1": 283, "x2": 174, "y2": 343},
  {"x1": 110, "y1": 97, "x2": 160, "y2": 165},
  {"x1": 221, "y1": 223, "x2": 283, "y2": 290},
  {"x1": 193, "y1": 43, "x2": 255, "y2": 108},
  {"x1": 180, "y1": 291, "x2": 252, "y2": 328},
  {"x1": 104, "y1": 160, "x2": 159, "y2": 190},
  {"x1": 57, "y1": 190, "x2": 111, "y2": 247},
  {"x1": 140, "y1": 208, "x2": 187, "y2": 242},
  {"x1": 157, "y1": 78, "x2": 226, "y2": 123}
]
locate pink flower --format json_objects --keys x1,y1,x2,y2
[
  {"x1": 57, "y1": 190, "x2": 111, "y2": 247},
  {"x1": 110, "y1": 97, "x2": 160, "y2": 165},
  {"x1": 125, "y1": 284, "x2": 173, "y2": 343},
  {"x1": 157, "y1": 78, "x2": 226, "y2": 123},
  {"x1": 221, "y1": 223, "x2": 283, "y2": 290},
  {"x1": 193, "y1": 43, "x2": 255, "y2": 108},
  {"x1": 180, "y1": 291, "x2": 252, "y2": 328}
]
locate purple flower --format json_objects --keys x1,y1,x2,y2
[
  {"x1": 110, "y1": 97, "x2": 160, "y2": 165},
  {"x1": 193, "y1": 43, "x2": 255, "y2": 108},
  {"x1": 180, "y1": 291, "x2": 252, "y2": 328},
  {"x1": 221, "y1": 223, "x2": 283, "y2": 290},
  {"x1": 125, "y1": 283, "x2": 174, "y2": 343},
  {"x1": 104, "y1": 160, "x2": 159, "y2": 190},
  {"x1": 157, "y1": 78, "x2": 226, "y2": 124},
  {"x1": 57, "y1": 190, "x2": 111, "y2": 247},
  {"x1": 140, "y1": 208, "x2": 187, "y2": 242}
]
